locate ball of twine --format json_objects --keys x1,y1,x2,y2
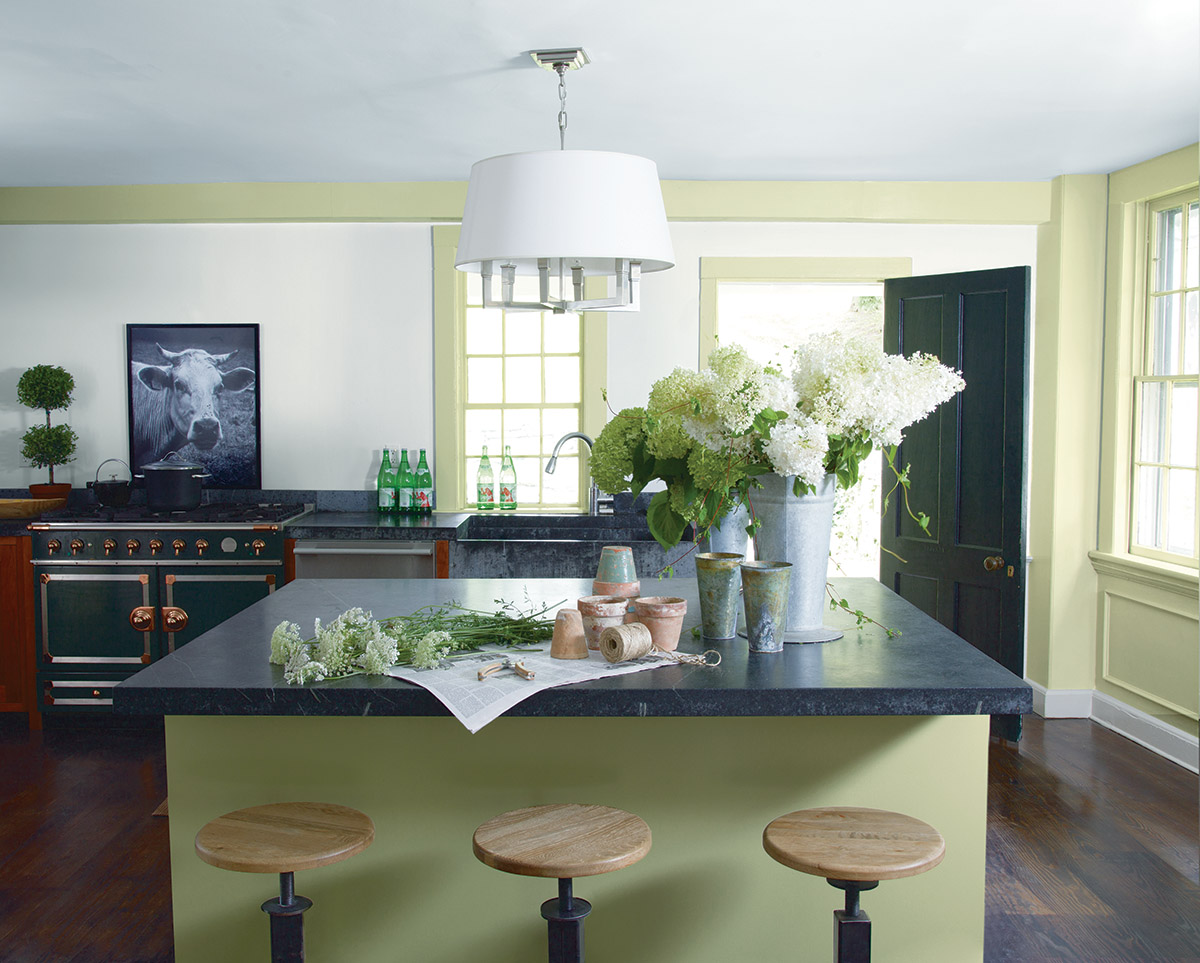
[
  {"x1": 599, "y1": 622, "x2": 653, "y2": 662},
  {"x1": 599, "y1": 622, "x2": 723, "y2": 668}
]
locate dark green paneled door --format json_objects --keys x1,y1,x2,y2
[{"x1": 881, "y1": 267, "x2": 1030, "y2": 741}]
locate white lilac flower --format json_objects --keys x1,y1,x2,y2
[{"x1": 269, "y1": 621, "x2": 304, "y2": 666}]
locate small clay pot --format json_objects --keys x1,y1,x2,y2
[
  {"x1": 577, "y1": 595, "x2": 631, "y2": 650},
  {"x1": 550, "y1": 608, "x2": 588, "y2": 660},
  {"x1": 632, "y1": 596, "x2": 688, "y2": 652},
  {"x1": 591, "y1": 578, "x2": 641, "y2": 599},
  {"x1": 595, "y1": 545, "x2": 638, "y2": 583}
]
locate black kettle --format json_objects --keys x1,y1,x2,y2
[{"x1": 88, "y1": 459, "x2": 133, "y2": 507}]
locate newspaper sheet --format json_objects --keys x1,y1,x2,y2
[{"x1": 386, "y1": 645, "x2": 670, "y2": 733}]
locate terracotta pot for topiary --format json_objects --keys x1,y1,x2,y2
[
  {"x1": 632, "y1": 596, "x2": 688, "y2": 652},
  {"x1": 29, "y1": 483, "x2": 71, "y2": 500}
]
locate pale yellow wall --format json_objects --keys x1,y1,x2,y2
[
  {"x1": 1026, "y1": 174, "x2": 1108, "y2": 690},
  {"x1": 1090, "y1": 144, "x2": 1200, "y2": 738}
]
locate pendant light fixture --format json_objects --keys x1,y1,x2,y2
[{"x1": 454, "y1": 48, "x2": 675, "y2": 314}]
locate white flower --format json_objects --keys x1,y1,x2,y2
[
  {"x1": 411, "y1": 630, "x2": 453, "y2": 669},
  {"x1": 283, "y1": 646, "x2": 327, "y2": 685},
  {"x1": 269, "y1": 621, "x2": 304, "y2": 666},
  {"x1": 763, "y1": 414, "x2": 828, "y2": 487}
]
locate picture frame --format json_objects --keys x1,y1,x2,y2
[{"x1": 126, "y1": 323, "x2": 262, "y2": 489}]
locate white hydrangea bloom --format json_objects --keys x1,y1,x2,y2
[{"x1": 762, "y1": 414, "x2": 829, "y2": 487}]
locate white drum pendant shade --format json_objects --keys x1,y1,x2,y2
[{"x1": 454, "y1": 150, "x2": 675, "y2": 276}]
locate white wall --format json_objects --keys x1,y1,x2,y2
[
  {"x1": 0, "y1": 218, "x2": 1036, "y2": 491},
  {"x1": 0, "y1": 222, "x2": 434, "y2": 490},
  {"x1": 608, "y1": 220, "x2": 1039, "y2": 411}
]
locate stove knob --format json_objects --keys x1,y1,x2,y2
[
  {"x1": 149, "y1": 539, "x2": 164, "y2": 556},
  {"x1": 251, "y1": 538, "x2": 266, "y2": 557},
  {"x1": 126, "y1": 539, "x2": 141, "y2": 556},
  {"x1": 102, "y1": 539, "x2": 117, "y2": 557},
  {"x1": 46, "y1": 539, "x2": 61, "y2": 556},
  {"x1": 195, "y1": 538, "x2": 209, "y2": 557},
  {"x1": 172, "y1": 538, "x2": 187, "y2": 557},
  {"x1": 69, "y1": 539, "x2": 85, "y2": 557}
]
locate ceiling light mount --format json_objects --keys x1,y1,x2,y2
[
  {"x1": 529, "y1": 49, "x2": 590, "y2": 72},
  {"x1": 455, "y1": 49, "x2": 674, "y2": 315}
]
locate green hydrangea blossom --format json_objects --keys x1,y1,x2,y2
[{"x1": 590, "y1": 407, "x2": 647, "y2": 493}]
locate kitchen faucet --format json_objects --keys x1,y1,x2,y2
[{"x1": 545, "y1": 432, "x2": 610, "y2": 515}]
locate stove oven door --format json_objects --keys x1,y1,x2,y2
[
  {"x1": 36, "y1": 569, "x2": 156, "y2": 669},
  {"x1": 159, "y1": 566, "x2": 279, "y2": 654}
]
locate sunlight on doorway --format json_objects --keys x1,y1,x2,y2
[{"x1": 716, "y1": 281, "x2": 885, "y2": 578}]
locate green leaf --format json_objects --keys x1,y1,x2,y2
[{"x1": 646, "y1": 490, "x2": 688, "y2": 551}]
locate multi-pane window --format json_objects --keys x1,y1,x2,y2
[
  {"x1": 1131, "y1": 191, "x2": 1199, "y2": 564},
  {"x1": 463, "y1": 276, "x2": 584, "y2": 510}
]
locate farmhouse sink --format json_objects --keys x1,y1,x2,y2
[{"x1": 460, "y1": 513, "x2": 666, "y2": 542}]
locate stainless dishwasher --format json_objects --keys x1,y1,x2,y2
[{"x1": 291, "y1": 540, "x2": 436, "y2": 578}]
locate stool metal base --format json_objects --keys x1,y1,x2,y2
[
  {"x1": 828, "y1": 879, "x2": 878, "y2": 963},
  {"x1": 261, "y1": 872, "x2": 313, "y2": 963},
  {"x1": 539, "y1": 878, "x2": 592, "y2": 963}
]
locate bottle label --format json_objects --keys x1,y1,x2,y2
[
  {"x1": 397, "y1": 488, "x2": 412, "y2": 510},
  {"x1": 477, "y1": 485, "x2": 494, "y2": 507},
  {"x1": 378, "y1": 487, "x2": 396, "y2": 511},
  {"x1": 500, "y1": 486, "x2": 516, "y2": 506},
  {"x1": 415, "y1": 488, "x2": 433, "y2": 510}
]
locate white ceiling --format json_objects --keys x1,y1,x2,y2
[{"x1": 2, "y1": 0, "x2": 1197, "y2": 187}]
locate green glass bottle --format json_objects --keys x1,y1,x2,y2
[
  {"x1": 396, "y1": 449, "x2": 413, "y2": 515},
  {"x1": 376, "y1": 447, "x2": 396, "y2": 514},
  {"x1": 414, "y1": 449, "x2": 434, "y2": 515},
  {"x1": 477, "y1": 446, "x2": 495, "y2": 511},
  {"x1": 498, "y1": 446, "x2": 517, "y2": 511}
]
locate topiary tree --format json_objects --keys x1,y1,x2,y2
[{"x1": 18, "y1": 364, "x2": 78, "y2": 484}]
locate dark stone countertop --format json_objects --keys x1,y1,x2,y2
[{"x1": 114, "y1": 577, "x2": 1032, "y2": 719}]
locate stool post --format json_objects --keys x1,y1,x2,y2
[
  {"x1": 540, "y1": 877, "x2": 592, "y2": 963},
  {"x1": 261, "y1": 872, "x2": 314, "y2": 963},
  {"x1": 828, "y1": 879, "x2": 877, "y2": 963}
]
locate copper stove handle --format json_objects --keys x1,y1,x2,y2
[
  {"x1": 130, "y1": 606, "x2": 156, "y2": 632},
  {"x1": 163, "y1": 607, "x2": 189, "y2": 632}
]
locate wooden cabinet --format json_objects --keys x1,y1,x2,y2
[{"x1": 0, "y1": 536, "x2": 39, "y2": 727}]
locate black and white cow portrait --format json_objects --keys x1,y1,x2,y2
[{"x1": 127, "y1": 325, "x2": 262, "y2": 488}]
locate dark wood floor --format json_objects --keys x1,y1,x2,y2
[{"x1": 0, "y1": 714, "x2": 1196, "y2": 962}]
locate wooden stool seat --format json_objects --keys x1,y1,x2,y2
[
  {"x1": 763, "y1": 806, "x2": 944, "y2": 882},
  {"x1": 195, "y1": 801, "x2": 375, "y2": 875},
  {"x1": 473, "y1": 803, "x2": 651, "y2": 879}
]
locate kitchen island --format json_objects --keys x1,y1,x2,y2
[{"x1": 116, "y1": 577, "x2": 1030, "y2": 963}]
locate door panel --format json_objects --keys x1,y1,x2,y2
[
  {"x1": 162, "y1": 570, "x2": 278, "y2": 653},
  {"x1": 882, "y1": 267, "x2": 1030, "y2": 741},
  {"x1": 37, "y1": 570, "x2": 154, "y2": 666}
]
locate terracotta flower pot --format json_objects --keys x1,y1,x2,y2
[
  {"x1": 577, "y1": 595, "x2": 631, "y2": 650},
  {"x1": 29, "y1": 483, "x2": 71, "y2": 500},
  {"x1": 632, "y1": 596, "x2": 688, "y2": 652},
  {"x1": 591, "y1": 578, "x2": 641, "y2": 599}
]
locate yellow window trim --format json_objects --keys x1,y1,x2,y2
[{"x1": 432, "y1": 224, "x2": 607, "y2": 512}]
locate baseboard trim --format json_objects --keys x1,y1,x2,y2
[
  {"x1": 1090, "y1": 691, "x2": 1200, "y2": 774},
  {"x1": 1027, "y1": 681, "x2": 1198, "y2": 772},
  {"x1": 1027, "y1": 680, "x2": 1093, "y2": 718}
]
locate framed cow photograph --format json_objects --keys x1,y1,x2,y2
[{"x1": 126, "y1": 323, "x2": 262, "y2": 489}]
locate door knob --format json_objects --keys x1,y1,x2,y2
[
  {"x1": 129, "y1": 606, "x2": 156, "y2": 631},
  {"x1": 163, "y1": 606, "x2": 189, "y2": 632},
  {"x1": 983, "y1": 555, "x2": 1005, "y2": 572}
]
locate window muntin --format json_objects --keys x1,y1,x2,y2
[
  {"x1": 1131, "y1": 191, "x2": 1200, "y2": 564},
  {"x1": 462, "y1": 276, "x2": 584, "y2": 510}
]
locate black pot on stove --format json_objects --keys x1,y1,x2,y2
[{"x1": 135, "y1": 452, "x2": 212, "y2": 511}]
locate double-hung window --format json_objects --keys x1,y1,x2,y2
[{"x1": 1131, "y1": 190, "x2": 1199, "y2": 565}]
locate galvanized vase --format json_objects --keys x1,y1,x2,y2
[
  {"x1": 752, "y1": 473, "x2": 844, "y2": 643},
  {"x1": 740, "y1": 561, "x2": 792, "y2": 653},
  {"x1": 695, "y1": 552, "x2": 744, "y2": 640}
]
